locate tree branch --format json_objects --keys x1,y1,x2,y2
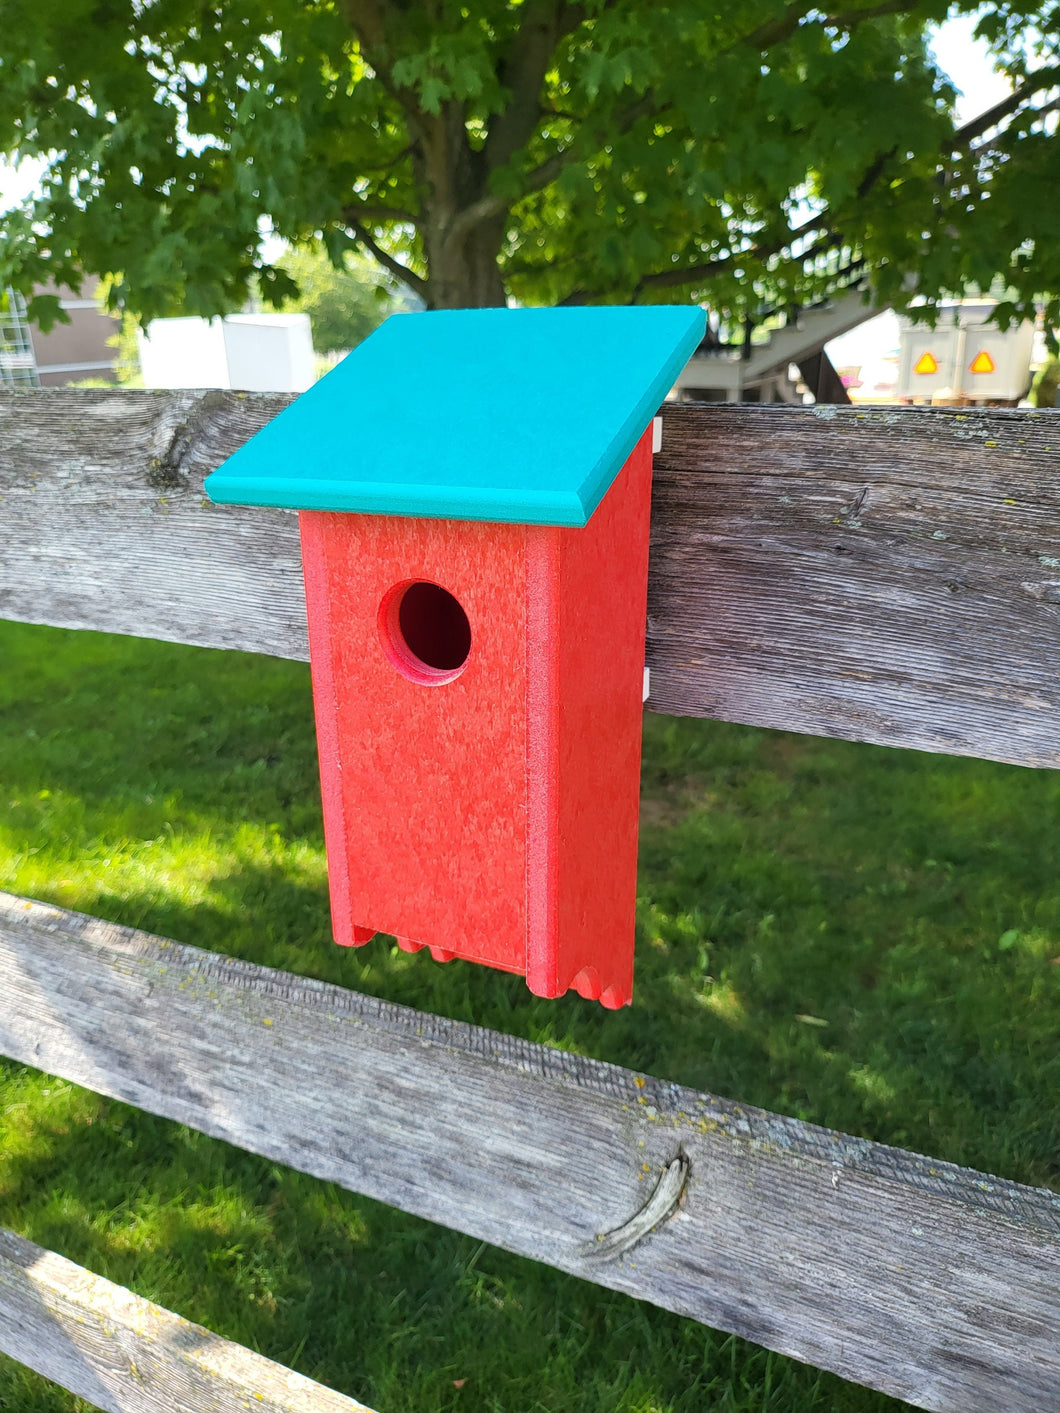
[
  {"x1": 362, "y1": 142, "x2": 416, "y2": 176},
  {"x1": 446, "y1": 89, "x2": 662, "y2": 250},
  {"x1": 441, "y1": 147, "x2": 569, "y2": 246},
  {"x1": 343, "y1": 213, "x2": 429, "y2": 297},
  {"x1": 335, "y1": 0, "x2": 386, "y2": 48},
  {"x1": 740, "y1": 2, "x2": 813, "y2": 51},
  {"x1": 855, "y1": 145, "x2": 897, "y2": 199},
  {"x1": 949, "y1": 67, "x2": 1060, "y2": 148},
  {"x1": 628, "y1": 210, "x2": 835, "y2": 299},
  {"x1": 740, "y1": 0, "x2": 915, "y2": 53},
  {"x1": 824, "y1": 0, "x2": 917, "y2": 30},
  {"x1": 602, "y1": 62, "x2": 1055, "y2": 305}
]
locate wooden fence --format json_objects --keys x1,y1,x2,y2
[{"x1": 0, "y1": 389, "x2": 1057, "y2": 1413}]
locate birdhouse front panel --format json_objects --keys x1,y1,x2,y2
[
  {"x1": 299, "y1": 508, "x2": 531, "y2": 972},
  {"x1": 204, "y1": 304, "x2": 707, "y2": 1006}
]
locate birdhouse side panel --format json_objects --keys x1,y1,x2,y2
[
  {"x1": 299, "y1": 511, "x2": 530, "y2": 971},
  {"x1": 524, "y1": 428, "x2": 654, "y2": 1007}
]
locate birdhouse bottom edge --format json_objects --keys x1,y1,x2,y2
[{"x1": 333, "y1": 922, "x2": 630, "y2": 1009}]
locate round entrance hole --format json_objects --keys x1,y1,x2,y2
[{"x1": 379, "y1": 580, "x2": 472, "y2": 685}]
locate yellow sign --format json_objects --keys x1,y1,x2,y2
[
  {"x1": 914, "y1": 351, "x2": 939, "y2": 375},
  {"x1": 970, "y1": 349, "x2": 995, "y2": 374}
]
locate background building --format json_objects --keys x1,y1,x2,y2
[{"x1": 0, "y1": 277, "x2": 121, "y2": 386}]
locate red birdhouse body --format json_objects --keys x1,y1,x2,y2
[
  {"x1": 299, "y1": 428, "x2": 652, "y2": 1007},
  {"x1": 205, "y1": 306, "x2": 706, "y2": 1006}
]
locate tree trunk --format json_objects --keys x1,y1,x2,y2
[
  {"x1": 423, "y1": 212, "x2": 508, "y2": 310},
  {"x1": 414, "y1": 103, "x2": 509, "y2": 310}
]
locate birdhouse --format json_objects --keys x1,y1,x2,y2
[{"x1": 205, "y1": 306, "x2": 705, "y2": 1007}]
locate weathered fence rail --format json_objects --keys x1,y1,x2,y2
[
  {"x1": 0, "y1": 389, "x2": 1058, "y2": 1413},
  {"x1": 0, "y1": 1224, "x2": 373, "y2": 1413},
  {"x1": 3, "y1": 390, "x2": 1060, "y2": 765},
  {"x1": 0, "y1": 892, "x2": 1057, "y2": 1413}
]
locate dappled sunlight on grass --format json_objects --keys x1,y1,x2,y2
[
  {"x1": 1, "y1": 824, "x2": 320, "y2": 910},
  {"x1": 848, "y1": 1065, "x2": 898, "y2": 1107},
  {"x1": 699, "y1": 983, "x2": 747, "y2": 1027},
  {"x1": 0, "y1": 619, "x2": 1056, "y2": 1411},
  {"x1": 634, "y1": 714, "x2": 1059, "y2": 1179}
]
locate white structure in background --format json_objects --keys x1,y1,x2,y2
[
  {"x1": 138, "y1": 313, "x2": 315, "y2": 392},
  {"x1": 896, "y1": 302, "x2": 1035, "y2": 403},
  {"x1": 673, "y1": 288, "x2": 881, "y2": 403}
]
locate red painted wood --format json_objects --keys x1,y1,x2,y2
[
  {"x1": 300, "y1": 511, "x2": 529, "y2": 971},
  {"x1": 299, "y1": 513, "x2": 360, "y2": 949},
  {"x1": 525, "y1": 428, "x2": 653, "y2": 1008},
  {"x1": 298, "y1": 424, "x2": 653, "y2": 1004}
]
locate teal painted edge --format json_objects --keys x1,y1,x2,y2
[
  {"x1": 572, "y1": 309, "x2": 706, "y2": 520},
  {"x1": 205, "y1": 473, "x2": 591, "y2": 527}
]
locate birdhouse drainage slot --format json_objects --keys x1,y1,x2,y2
[{"x1": 381, "y1": 581, "x2": 471, "y2": 685}]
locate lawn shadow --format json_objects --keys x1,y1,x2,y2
[{"x1": 635, "y1": 713, "x2": 1060, "y2": 1186}]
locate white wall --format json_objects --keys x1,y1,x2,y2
[
  {"x1": 138, "y1": 317, "x2": 229, "y2": 389},
  {"x1": 222, "y1": 314, "x2": 315, "y2": 392},
  {"x1": 138, "y1": 313, "x2": 315, "y2": 392}
]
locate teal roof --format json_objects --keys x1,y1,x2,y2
[{"x1": 204, "y1": 304, "x2": 705, "y2": 526}]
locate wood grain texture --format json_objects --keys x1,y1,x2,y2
[
  {"x1": 0, "y1": 1224, "x2": 373, "y2": 1413},
  {"x1": 0, "y1": 891, "x2": 1056, "y2": 1413},
  {"x1": 648, "y1": 403, "x2": 1060, "y2": 766},
  {"x1": 5, "y1": 390, "x2": 1060, "y2": 764},
  {"x1": 0, "y1": 387, "x2": 306, "y2": 660}
]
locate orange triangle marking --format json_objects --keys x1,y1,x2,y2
[
  {"x1": 970, "y1": 349, "x2": 995, "y2": 374},
  {"x1": 914, "y1": 351, "x2": 938, "y2": 375}
]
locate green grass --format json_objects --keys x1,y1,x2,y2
[{"x1": 0, "y1": 619, "x2": 1056, "y2": 1412}]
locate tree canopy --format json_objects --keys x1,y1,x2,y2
[
  {"x1": 1, "y1": 1, "x2": 1058, "y2": 330},
  {"x1": 274, "y1": 243, "x2": 401, "y2": 353}
]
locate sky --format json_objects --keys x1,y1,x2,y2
[
  {"x1": 929, "y1": 11, "x2": 1012, "y2": 121},
  {"x1": 0, "y1": 153, "x2": 41, "y2": 211}
]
